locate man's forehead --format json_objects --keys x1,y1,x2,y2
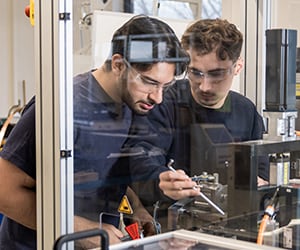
[{"x1": 188, "y1": 51, "x2": 233, "y2": 68}]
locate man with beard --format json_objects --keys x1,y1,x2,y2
[
  {"x1": 0, "y1": 15, "x2": 188, "y2": 249},
  {"x1": 127, "y1": 18, "x2": 268, "y2": 226}
]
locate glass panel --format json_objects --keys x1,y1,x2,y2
[
  {"x1": 71, "y1": 1, "x2": 300, "y2": 250},
  {"x1": 72, "y1": 6, "x2": 191, "y2": 248},
  {"x1": 202, "y1": 0, "x2": 221, "y2": 18},
  {"x1": 133, "y1": 0, "x2": 195, "y2": 19},
  {"x1": 133, "y1": 0, "x2": 222, "y2": 19}
]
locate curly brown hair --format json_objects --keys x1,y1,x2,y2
[{"x1": 181, "y1": 18, "x2": 243, "y2": 62}]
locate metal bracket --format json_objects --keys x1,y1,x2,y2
[
  {"x1": 60, "y1": 150, "x2": 72, "y2": 158},
  {"x1": 59, "y1": 12, "x2": 70, "y2": 21}
]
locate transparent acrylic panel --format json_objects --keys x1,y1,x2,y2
[
  {"x1": 133, "y1": 0, "x2": 222, "y2": 20},
  {"x1": 72, "y1": 4, "x2": 190, "y2": 248},
  {"x1": 134, "y1": 0, "x2": 195, "y2": 20},
  {"x1": 71, "y1": 1, "x2": 300, "y2": 250},
  {"x1": 202, "y1": 0, "x2": 221, "y2": 19}
]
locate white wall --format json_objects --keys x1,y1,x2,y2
[
  {"x1": 0, "y1": 1, "x2": 13, "y2": 117},
  {"x1": 271, "y1": 0, "x2": 300, "y2": 47},
  {"x1": 0, "y1": 0, "x2": 35, "y2": 118}
]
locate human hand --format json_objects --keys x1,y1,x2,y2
[
  {"x1": 101, "y1": 223, "x2": 124, "y2": 245},
  {"x1": 74, "y1": 215, "x2": 124, "y2": 248},
  {"x1": 158, "y1": 237, "x2": 197, "y2": 250},
  {"x1": 159, "y1": 170, "x2": 200, "y2": 200},
  {"x1": 131, "y1": 206, "x2": 156, "y2": 237},
  {"x1": 74, "y1": 223, "x2": 123, "y2": 249}
]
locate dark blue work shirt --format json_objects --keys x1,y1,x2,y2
[
  {"x1": 73, "y1": 71, "x2": 132, "y2": 226},
  {"x1": 127, "y1": 79, "x2": 267, "y2": 207},
  {"x1": 0, "y1": 71, "x2": 133, "y2": 249},
  {"x1": 0, "y1": 97, "x2": 36, "y2": 249}
]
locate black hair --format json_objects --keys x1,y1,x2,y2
[{"x1": 104, "y1": 15, "x2": 189, "y2": 76}]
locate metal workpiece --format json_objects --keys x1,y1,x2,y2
[
  {"x1": 263, "y1": 111, "x2": 298, "y2": 141},
  {"x1": 168, "y1": 160, "x2": 225, "y2": 217},
  {"x1": 167, "y1": 173, "x2": 227, "y2": 231},
  {"x1": 167, "y1": 138, "x2": 300, "y2": 248}
]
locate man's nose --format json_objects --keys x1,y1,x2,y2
[
  {"x1": 198, "y1": 77, "x2": 212, "y2": 92},
  {"x1": 149, "y1": 87, "x2": 163, "y2": 104}
]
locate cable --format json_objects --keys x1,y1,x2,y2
[
  {"x1": 257, "y1": 187, "x2": 279, "y2": 245},
  {"x1": 257, "y1": 209, "x2": 274, "y2": 245}
]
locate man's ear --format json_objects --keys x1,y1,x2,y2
[
  {"x1": 234, "y1": 57, "x2": 244, "y2": 75},
  {"x1": 111, "y1": 54, "x2": 125, "y2": 75}
]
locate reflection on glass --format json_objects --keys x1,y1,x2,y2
[
  {"x1": 71, "y1": 2, "x2": 299, "y2": 250},
  {"x1": 133, "y1": 0, "x2": 222, "y2": 19},
  {"x1": 202, "y1": 0, "x2": 221, "y2": 18},
  {"x1": 134, "y1": 0, "x2": 194, "y2": 19},
  {"x1": 72, "y1": 13, "x2": 189, "y2": 249}
]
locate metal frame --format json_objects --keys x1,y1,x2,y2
[
  {"x1": 35, "y1": 0, "x2": 73, "y2": 249},
  {"x1": 110, "y1": 229, "x2": 281, "y2": 250}
]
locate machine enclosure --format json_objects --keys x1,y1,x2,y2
[{"x1": 265, "y1": 29, "x2": 297, "y2": 111}]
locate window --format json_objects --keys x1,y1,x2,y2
[{"x1": 132, "y1": 0, "x2": 222, "y2": 20}]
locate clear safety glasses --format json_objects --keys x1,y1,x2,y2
[
  {"x1": 187, "y1": 63, "x2": 236, "y2": 84},
  {"x1": 125, "y1": 60, "x2": 177, "y2": 93}
]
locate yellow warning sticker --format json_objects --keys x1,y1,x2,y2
[{"x1": 118, "y1": 195, "x2": 133, "y2": 214}]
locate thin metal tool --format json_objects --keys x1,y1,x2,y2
[
  {"x1": 197, "y1": 192, "x2": 225, "y2": 215},
  {"x1": 167, "y1": 158, "x2": 175, "y2": 170},
  {"x1": 167, "y1": 159, "x2": 225, "y2": 216}
]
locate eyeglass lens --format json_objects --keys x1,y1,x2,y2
[
  {"x1": 187, "y1": 65, "x2": 234, "y2": 83},
  {"x1": 136, "y1": 74, "x2": 176, "y2": 93}
]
